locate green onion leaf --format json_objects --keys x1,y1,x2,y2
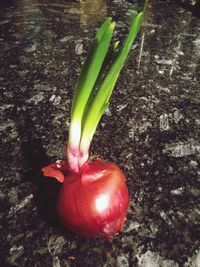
[
  {"x1": 67, "y1": 0, "x2": 147, "y2": 171},
  {"x1": 67, "y1": 18, "x2": 115, "y2": 172},
  {"x1": 79, "y1": 11, "x2": 144, "y2": 165}
]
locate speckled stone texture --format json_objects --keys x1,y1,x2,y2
[{"x1": 0, "y1": 0, "x2": 200, "y2": 266}]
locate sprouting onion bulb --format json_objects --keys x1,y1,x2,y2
[{"x1": 42, "y1": 1, "x2": 147, "y2": 241}]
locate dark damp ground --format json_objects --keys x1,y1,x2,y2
[{"x1": 0, "y1": 0, "x2": 200, "y2": 266}]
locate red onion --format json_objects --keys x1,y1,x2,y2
[
  {"x1": 42, "y1": 6, "x2": 146, "y2": 240},
  {"x1": 43, "y1": 160, "x2": 129, "y2": 241}
]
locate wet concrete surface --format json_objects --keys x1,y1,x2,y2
[{"x1": 0, "y1": 0, "x2": 200, "y2": 266}]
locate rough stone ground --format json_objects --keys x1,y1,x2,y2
[{"x1": 0, "y1": 0, "x2": 200, "y2": 266}]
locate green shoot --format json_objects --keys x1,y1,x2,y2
[
  {"x1": 67, "y1": 18, "x2": 115, "y2": 172},
  {"x1": 67, "y1": 1, "x2": 147, "y2": 172}
]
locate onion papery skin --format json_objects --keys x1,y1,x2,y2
[{"x1": 56, "y1": 160, "x2": 129, "y2": 241}]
